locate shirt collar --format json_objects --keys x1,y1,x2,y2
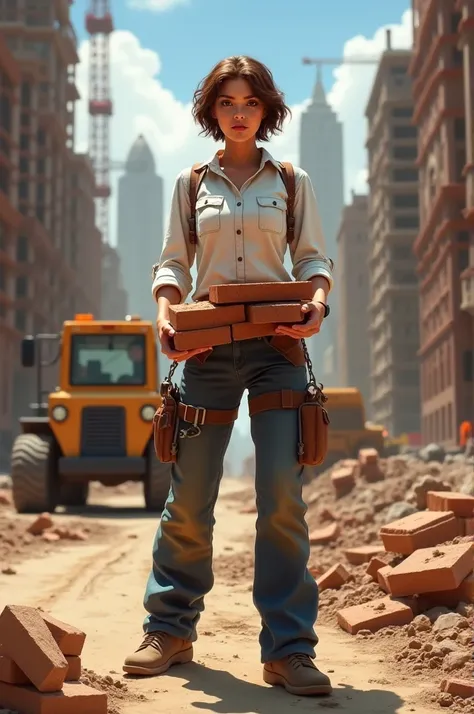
[{"x1": 196, "y1": 147, "x2": 282, "y2": 173}]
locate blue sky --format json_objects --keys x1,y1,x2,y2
[{"x1": 72, "y1": 0, "x2": 410, "y2": 105}]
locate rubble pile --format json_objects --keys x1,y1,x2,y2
[{"x1": 216, "y1": 448, "x2": 474, "y2": 709}]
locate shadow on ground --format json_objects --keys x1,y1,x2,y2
[
  {"x1": 126, "y1": 662, "x2": 410, "y2": 714},
  {"x1": 56, "y1": 504, "x2": 162, "y2": 521}
]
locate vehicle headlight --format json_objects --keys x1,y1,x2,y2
[
  {"x1": 52, "y1": 405, "x2": 68, "y2": 422},
  {"x1": 140, "y1": 404, "x2": 156, "y2": 422}
]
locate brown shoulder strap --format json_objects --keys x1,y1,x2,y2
[
  {"x1": 188, "y1": 163, "x2": 208, "y2": 244},
  {"x1": 278, "y1": 161, "x2": 296, "y2": 243}
]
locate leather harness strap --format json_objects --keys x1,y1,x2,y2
[
  {"x1": 188, "y1": 163, "x2": 208, "y2": 245},
  {"x1": 248, "y1": 389, "x2": 307, "y2": 418},
  {"x1": 178, "y1": 401, "x2": 238, "y2": 426},
  {"x1": 278, "y1": 161, "x2": 296, "y2": 243}
]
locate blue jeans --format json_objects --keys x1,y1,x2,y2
[{"x1": 143, "y1": 337, "x2": 319, "y2": 663}]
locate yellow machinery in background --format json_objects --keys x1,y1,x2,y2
[{"x1": 10, "y1": 314, "x2": 171, "y2": 513}]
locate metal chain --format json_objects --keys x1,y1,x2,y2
[{"x1": 301, "y1": 338, "x2": 327, "y2": 404}]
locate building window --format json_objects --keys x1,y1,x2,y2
[
  {"x1": 394, "y1": 215, "x2": 419, "y2": 229},
  {"x1": 458, "y1": 249, "x2": 469, "y2": 272},
  {"x1": 392, "y1": 145, "x2": 417, "y2": 160},
  {"x1": 21, "y1": 83, "x2": 31, "y2": 107},
  {"x1": 391, "y1": 107, "x2": 412, "y2": 119},
  {"x1": 393, "y1": 168, "x2": 418, "y2": 182},
  {"x1": 451, "y1": 12, "x2": 462, "y2": 32},
  {"x1": 16, "y1": 235, "x2": 28, "y2": 262},
  {"x1": 463, "y1": 351, "x2": 473, "y2": 382},
  {"x1": 455, "y1": 148, "x2": 465, "y2": 180},
  {"x1": 454, "y1": 118, "x2": 466, "y2": 141},
  {"x1": 15, "y1": 310, "x2": 26, "y2": 332},
  {"x1": 393, "y1": 193, "x2": 419, "y2": 208},
  {"x1": 15, "y1": 275, "x2": 28, "y2": 298},
  {"x1": 392, "y1": 125, "x2": 417, "y2": 139},
  {"x1": 0, "y1": 264, "x2": 5, "y2": 291}
]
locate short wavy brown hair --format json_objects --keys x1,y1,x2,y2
[{"x1": 192, "y1": 55, "x2": 291, "y2": 142}]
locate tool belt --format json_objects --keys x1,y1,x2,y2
[{"x1": 153, "y1": 339, "x2": 329, "y2": 466}]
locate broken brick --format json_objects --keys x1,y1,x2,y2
[
  {"x1": 309, "y1": 522, "x2": 340, "y2": 545},
  {"x1": 464, "y1": 518, "x2": 474, "y2": 536},
  {"x1": 317, "y1": 563, "x2": 351, "y2": 591},
  {"x1": 40, "y1": 613, "x2": 86, "y2": 657},
  {"x1": 379, "y1": 511, "x2": 461, "y2": 555},
  {"x1": 358, "y1": 448, "x2": 379, "y2": 466},
  {"x1": 344, "y1": 545, "x2": 385, "y2": 565},
  {"x1": 0, "y1": 680, "x2": 107, "y2": 714},
  {"x1": 331, "y1": 466, "x2": 356, "y2": 498},
  {"x1": 65, "y1": 656, "x2": 81, "y2": 681},
  {"x1": 418, "y1": 572, "x2": 474, "y2": 607},
  {"x1": 377, "y1": 565, "x2": 393, "y2": 593},
  {"x1": 27, "y1": 513, "x2": 53, "y2": 536},
  {"x1": 0, "y1": 605, "x2": 67, "y2": 692},
  {"x1": 366, "y1": 556, "x2": 389, "y2": 581},
  {"x1": 168, "y1": 301, "x2": 245, "y2": 331},
  {"x1": 440, "y1": 678, "x2": 474, "y2": 699},
  {"x1": 231, "y1": 322, "x2": 278, "y2": 341},
  {"x1": 337, "y1": 596, "x2": 414, "y2": 635},
  {"x1": 245, "y1": 302, "x2": 304, "y2": 325},
  {"x1": 427, "y1": 491, "x2": 474, "y2": 518},
  {"x1": 386, "y1": 542, "x2": 474, "y2": 597},
  {"x1": 208, "y1": 281, "x2": 314, "y2": 305},
  {"x1": 172, "y1": 325, "x2": 231, "y2": 351}
]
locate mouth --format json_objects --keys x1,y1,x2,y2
[{"x1": 232, "y1": 125, "x2": 248, "y2": 131}]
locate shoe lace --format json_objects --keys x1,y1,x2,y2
[
  {"x1": 137, "y1": 632, "x2": 166, "y2": 653},
  {"x1": 288, "y1": 653, "x2": 316, "y2": 670}
]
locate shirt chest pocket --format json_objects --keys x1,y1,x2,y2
[
  {"x1": 257, "y1": 196, "x2": 286, "y2": 235},
  {"x1": 196, "y1": 195, "x2": 225, "y2": 236}
]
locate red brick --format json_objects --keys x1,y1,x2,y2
[
  {"x1": 465, "y1": 518, "x2": 474, "y2": 536},
  {"x1": 377, "y1": 565, "x2": 393, "y2": 593},
  {"x1": 40, "y1": 613, "x2": 86, "y2": 657},
  {"x1": 427, "y1": 491, "x2": 474, "y2": 518},
  {"x1": 168, "y1": 301, "x2": 245, "y2": 331},
  {"x1": 380, "y1": 511, "x2": 461, "y2": 555},
  {"x1": 317, "y1": 563, "x2": 351, "y2": 591},
  {"x1": 344, "y1": 545, "x2": 385, "y2": 565},
  {"x1": 418, "y1": 572, "x2": 474, "y2": 607},
  {"x1": 358, "y1": 448, "x2": 379, "y2": 466},
  {"x1": 440, "y1": 678, "x2": 474, "y2": 699},
  {"x1": 331, "y1": 466, "x2": 356, "y2": 498},
  {"x1": 362, "y1": 463, "x2": 384, "y2": 483},
  {"x1": 0, "y1": 655, "x2": 80, "y2": 685},
  {"x1": 0, "y1": 605, "x2": 67, "y2": 693},
  {"x1": 27, "y1": 513, "x2": 53, "y2": 536},
  {"x1": 386, "y1": 542, "x2": 474, "y2": 597},
  {"x1": 366, "y1": 556, "x2": 389, "y2": 581},
  {"x1": 309, "y1": 522, "x2": 340, "y2": 545},
  {"x1": 209, "y1": 281, "x2": 313, "y2": 305},
  {"x1": 231, "y1": 322, "x2": 278, "y2": 341},
  {"x1": 0, "y1": 680, "x2": 107, "y2": 714},
  {"x1": 337, "y1": 596, "x2": 414, "y2": 635},
  {"x1": 245, "y1": 302, "x2": 304, "y2": 325},
  {"x1": 172, "y1": 325, "x2": 231, "y2": 351}
]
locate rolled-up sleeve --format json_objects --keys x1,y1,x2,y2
[
  {"x1": 151, "y1": 170, "x2": 195, "y2": 302},
  {"x1": 290, "y1": 170, "x2": 334, "y2": 291}
]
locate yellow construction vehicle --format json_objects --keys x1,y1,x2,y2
[
  {"x1": 323, "y1": 387, "x2": 385, "y2": 466},
  {"x1": 10, "y1": 313, "x2": 171, "y2": 513}
]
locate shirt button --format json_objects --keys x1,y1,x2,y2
[
  {"x1": 237, "y1": 201, "x2": 241, "y2": 206},
  {"x1": 273, "y1": 201, "x2": 277, "y2": 205},
  {"x1": 238, "y1": 257, "x2": 243, "y2": 262},
  {"x1": 236, "y1": 229, "x2": 241, "y2": 234}
]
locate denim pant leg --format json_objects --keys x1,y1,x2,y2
[
  {"x1": 143, "y1": 344, "x2": 243, "y2": 641},
  {"x1": 239, "y1": 338, "x2": 319, "y2": 663}
]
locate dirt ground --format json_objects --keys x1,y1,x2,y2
[{"x1": 0, "y1": 477, "x2": 453, "y2": 714}]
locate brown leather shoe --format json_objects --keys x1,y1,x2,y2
[
  {"x1": 123, "y1": 631, "x2": 193, "y2": 676},
  {"x1": 263, "y1": 653, "x2": 332, "y2": 696}
]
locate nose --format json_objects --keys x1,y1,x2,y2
[{"x1": 233, "y1": 109, "x2": 246, "y2": 120}]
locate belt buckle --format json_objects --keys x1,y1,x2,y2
[{"x1": 180, "y1": 404, "x2": 207, "y2": 439}]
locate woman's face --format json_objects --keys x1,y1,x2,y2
[{"x1": 213, "y1": 77, "x2": 265, "y2": 143}]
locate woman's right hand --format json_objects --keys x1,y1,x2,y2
[{"x1": 157, "y1": 318, "x2": 209, "y2": 362}]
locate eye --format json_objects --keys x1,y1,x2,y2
[
  {"x1": 220, "y1": 100, "x2": 232, "y2": 107},
  {"x1": 248, "y1": 100, "x2": 259, "y2": 107}
]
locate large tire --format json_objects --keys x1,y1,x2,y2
[
  {"x1": 59, "y1": 482, "x2": 89, "y2": 508},
  {"x1": 11, "y1": 433, "x2": 59, "y2": 514},
  {"x1": 144, "y1": 443, "x2": 172, "y2": 512}
]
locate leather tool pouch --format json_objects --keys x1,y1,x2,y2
[
  {"x1": 297, "y1": 388, "x2": 330, "y2": 466},
  {"x1": 153, "y1": 363, "x2": 180, "y2": 463},
  {"x1": 297, "y1": 340, "x2": 330, "y2": 466}
]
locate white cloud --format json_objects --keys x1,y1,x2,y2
[
  {"x1": 73, "y1": 11, "x2": 412, "y2": 448},
  {"x1": 127, "y1": 0, "x2": 188, "y2": 12}
]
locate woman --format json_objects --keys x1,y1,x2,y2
[{"x1": 123, "y1": 55, "x2": 334, "y2": 697}]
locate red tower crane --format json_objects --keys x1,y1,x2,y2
[{"x1": 85, "y1": 1, "x2": 114, "y2": 244}]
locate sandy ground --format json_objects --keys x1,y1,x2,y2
[{"x1": 0, "y1": 478, "x2": 443, "y2": 714}]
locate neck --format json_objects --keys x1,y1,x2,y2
[{"x1": 220, "y1": 140, "x2": 261, "y2": 167}]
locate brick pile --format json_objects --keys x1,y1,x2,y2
[
  {"x1": 169, "y1": 280, "x2": 313, "y2": 350},
  {"x1": 0, "y1": 604, "x2": 107, "y2": 713},
  {"x1": 216, "y1": 449, "x2": 474, "y2": 710}
]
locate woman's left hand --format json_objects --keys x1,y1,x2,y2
[{"x1": 275, "y1": 301, "x2": 325, "y2": 340}]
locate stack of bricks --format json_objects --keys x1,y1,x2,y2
[
  {"x1": 169, "y1": 281, "x2": 314, "y2": 351},
  {"x1": 332, "y1": 490, "x2": 474, "y2": 637},
  {"x1": 330, "y1": 447, "x2": 383, "y2": 499},
  {"x1": 0, "y1": 604, "x2": 106, "y2": 713}
]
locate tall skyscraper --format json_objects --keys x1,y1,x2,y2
[
  {"x1": 117, "y1": 135, "x2": 164, "y2": 323},
  {"x1": 299, "y1": 73, "x2": 344, "y2": 386}
]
